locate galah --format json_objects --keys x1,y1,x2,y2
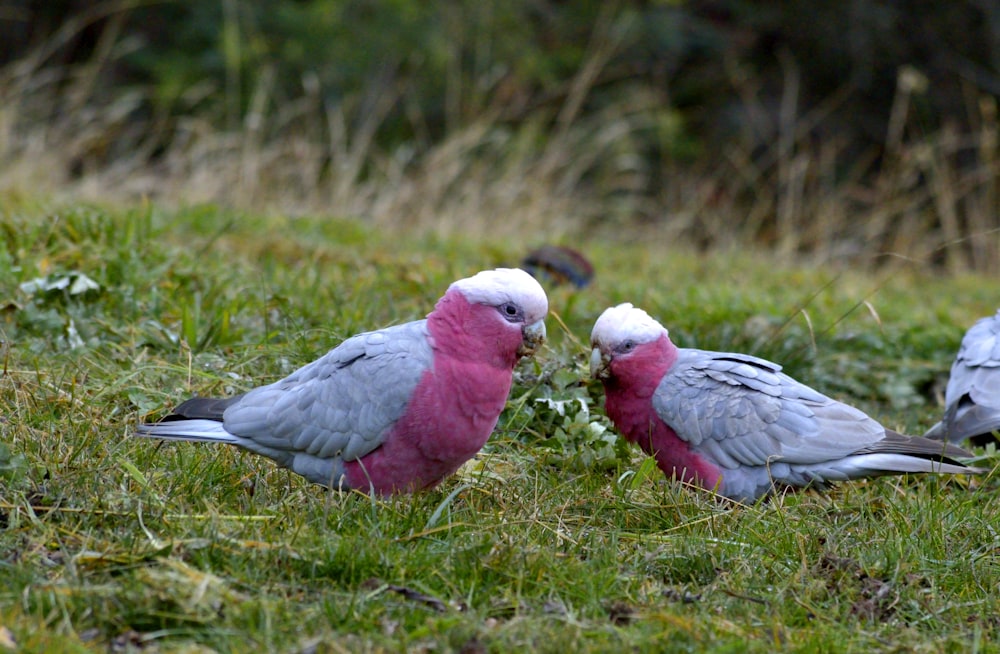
[
  {"x1": 136, "y1": 268, "x2": 548, "y2": 495},
  {"x1": 924, "y1": 309, "x2": 1000, "y2": 445},
  {"x1": 590, "y1": 303, "x2": 980, "y2": 502}
]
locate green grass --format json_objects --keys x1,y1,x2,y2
[{"x1": 1, "y1": 205, "x2": 999, "y2": 652}]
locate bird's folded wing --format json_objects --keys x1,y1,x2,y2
[
  {"x1": 945, "y1": 314, "x2": 1000, "y2": 402},
  {"x1": 956, "y1": 312, "x2": 1000, "y2": 367},
  {"x1": 934, "y1": 313, "x2": 1000, "y2": 441},
  {"x1": 653, "y1": 349, "x2": 885, "y2": 469},
  {"x1": 222, "y1": 321, "x2": 435, "y2": 461}
]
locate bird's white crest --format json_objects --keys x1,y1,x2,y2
[
  {"x1": 449, "y1": 268, "x2": 548, "y2": 322},
  {"x1": 591, "y1": 303, "x2": 668, "y2": 347}
]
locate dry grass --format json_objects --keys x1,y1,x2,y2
[{"x1": 1, "y1": 13, "x2": 998, "y2": 268}]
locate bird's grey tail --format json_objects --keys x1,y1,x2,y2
[
  {"x1": 135, "y1": 395, "x2": 244, "y2": 444},
  {"x1": 169, "y1": 395, "x2": 243, "y2": 421},
  {"x1": 864, "y1": 429, "x2": 977, "y2": 463},
  {"x1": 853, "y1": 430, "x2": 987, "y2": 475}
]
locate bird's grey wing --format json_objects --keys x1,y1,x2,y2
[
  {"x1": 653, "y1": 349, "x2": 886, "y2": 469},
  {"x1": 944, "y1": 311, "x2": 1000, "y2": 405},
  {"x1": 221, "y1": 320, "x2": 434, "y2": 462},
  {"x1": 943, "y1": 364, "x2": 1000, "y2": 440},
  {"x1": 958, "y1": 311, "x2": 1000, "y2": 367},
  {"x1": 938, "y1": 312, "x2": 1000, "y2": 440}
]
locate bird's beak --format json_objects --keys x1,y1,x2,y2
[
  {"x1": 517, "y1": 319, "x2": 546, "y2": 357},
  {"x1": 590, "y1": 347, "x2": 610, "y2": 380}
]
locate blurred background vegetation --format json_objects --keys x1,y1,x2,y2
[{"x1": 1, "y1": 0, "x2": 998, "y2": 270}]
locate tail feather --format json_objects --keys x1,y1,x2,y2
[
  {"x1": 135, "y1": 418, "x2": 240, "y2": 444},
  {"x1": 835, "y1": 453, "x2": 985, "y2": 478},
  {"x1": 170, "y1": 395, "x2": 243, "y2": 421},
  {"x1": 857, "y1": 429, "x2": 976, "y2": 466}
]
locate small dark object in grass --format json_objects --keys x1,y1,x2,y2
[
  {"x1": 363, "y1": 579, "x2": 449, "y2": 612},
  {"x1": 458, "y1": 637, "x2": 488, "y2": 654},
  {"x1": 663, "y1": 588, "x2": 701, "y2": 603},
  {"x1": 605, "y1": 601, "x2": 637, "y2": 625},
  {"x1": 522, "y1": 245, "x2": 595, "y2": 289}
]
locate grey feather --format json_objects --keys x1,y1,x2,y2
[
  {"x1": 655, "y1": 349, "x2": 872, "y2": 463},
  {"x1": 138, "y1": 320, "x2": 434, "y2": 485},
  {"x1": 856, "y1": 429, "x2": 972, "y2": 463},
  {"x1": 926, "y1": 310, "x2": 1000, "y2": 444},
  {"x1": 653, "y1": 348, "x2": 977, "y2": 474},
  {"x1": 167, "y1": 396, "x2": 244, "y2": 422},
  {"x1": 224, "y1": 321, "x2": 433, "y2": 463}
]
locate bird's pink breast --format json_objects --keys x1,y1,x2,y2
[
  {"x1": 604, "y1": 338, "x2": 722, "y2": 492},
  {"x1": 343, "y1": 293, "x2": 522, "y2": 494}
]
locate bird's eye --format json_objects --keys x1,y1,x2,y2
[
  {"x1": 620, "y1": 339, "x2": 636, "y2": 352},
  {"x1": 499, "y1": 302, "x2": 522, "y2": 321}
]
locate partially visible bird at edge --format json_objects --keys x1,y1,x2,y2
[{"x1": 925, "y1": 309, "x2": 1000, "y2": 446}]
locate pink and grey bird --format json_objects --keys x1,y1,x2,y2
[
  {"x1": 590, "y1": 303, "x2": 979, "y2": 502},
  {"x1": 924, "y1": 309, "x2": 1000, "y2": 445},
  {"x1": 136, "y1": 268, "x2": 548, "y2": 495}
]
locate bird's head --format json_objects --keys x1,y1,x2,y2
[
  {"x1": 590, "y1": 303, "x2": 671, "y2": 381},
  {"x1": 445, "y1": 268, "x2": 548, "y2": 359}
]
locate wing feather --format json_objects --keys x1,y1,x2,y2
[
  {"x1": 221, "y1": 321, "x2": 434, "y2": 463},
  {"x1": 934, "y1": 311, "x2": 1000, "y2": 442},
  {"x1": 653, "y1": 349, "x2": 886, "y2": 468},
  {"x1": 945, "y1": 312, "x2": 1000, "y2": 404}
]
